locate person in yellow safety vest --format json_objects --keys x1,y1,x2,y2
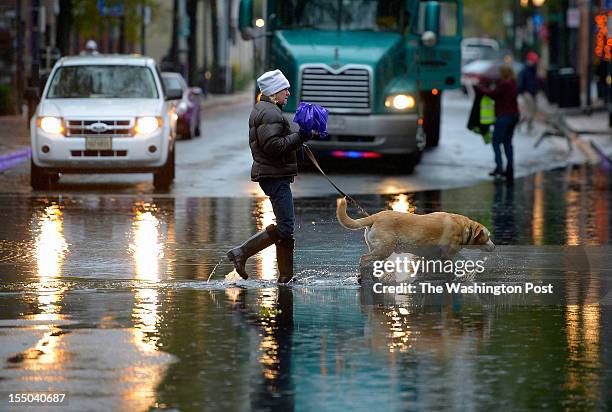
[
  {"x1": 467, "y1": 91, "x2": 495, "y2": 144},
  {"x1": 480, "y1": 96, "x2": 495, "y2": 143}
]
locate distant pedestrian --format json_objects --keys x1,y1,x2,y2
[
  {"x1": 518, "y1": 51, "x2": 539, "y2": 134},
  {"x1": 80, "y1": 40, "x2": 99, "y2": 56},
  {"x1": 476, "y1": 64, "x2": 519, "y2": 183},
  {"x1": 226, "y1": 69, "x2": 312, "y2": 283}
]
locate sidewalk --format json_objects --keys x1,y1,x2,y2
[
  {"x1": 200, "y1": 87, "x2": 253, "y2": 111},
  {"x1": 0, "y1": 115, "x2": 30, "y2": 156},
  {"x1": 563, "y1": 111, "x2": 611, "y2": 136},
  {"x1": 0, "y1": 115, "x2": 31, "y2": 172},
  {"x1": 538, "y1": 94, "x2": 611, "y2": 136}
]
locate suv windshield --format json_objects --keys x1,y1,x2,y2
[
  {"x1": 278, "y1": 0, "x2": 402, "y2": 32},
  {"x1": 46, "y1": 65, "x2": 159, "y2": 99}
]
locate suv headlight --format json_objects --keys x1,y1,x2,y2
[
  {"x1": 135, "y1": 116, "x2": 162, "y2": 135},
  {"x1": 385, "y1": 94, "x2": 416, "y2": 111},
  {"x1": 38, "y1": 116, "x2": 64, "y2": 135}
]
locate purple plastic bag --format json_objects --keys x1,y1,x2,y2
[{"x1": 294, "y1": 102, "x2": 329, "y2": 138}]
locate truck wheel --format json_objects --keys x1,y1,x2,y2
[
  {"x1": 393, "y1": 151, "x2": 422, "y2": 175},
  {"x1": 195, "y1": 116, "x2": 201, "y2": 137},
  {"x1": 30, "y1": 160, "x2": 51, "y2": 190},
  {"x1": 154, "y1": 149, "x2": 175, "y2": 189},
  {"x1": 421, "y1": 91, "x2": 442, "y2": 148}
]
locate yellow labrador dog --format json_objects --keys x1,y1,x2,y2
[{"x1": 336, "y1": 197, "x2": 495, "y2": 280}]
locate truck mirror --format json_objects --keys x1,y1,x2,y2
[
  {"x1": 424, "y1": 1, "x2": 440, "y2": 37},
  {"x1": 421, "y1": 31, "x2": 437, "y2": 47},
  {"x1": 239, "y1": 0, "x2": 254, "y2": 40}
]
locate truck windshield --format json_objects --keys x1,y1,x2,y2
[
  {"x1": 46, "y1": 65, "x2": 159, "y2": 99},
  {"x1": 278, "y1": 0, "x2": 402, "y2": 32}
]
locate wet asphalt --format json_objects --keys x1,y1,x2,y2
[
  {"x1": 0, "y1": 92, "x2": 611, "y2": 411},
  {"x1": 0, "y1": 165, "x2": 611, "y2": 410}
]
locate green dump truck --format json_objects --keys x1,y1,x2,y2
[{"x1": 239, "y1": 0, "x2": 462, "y2": 173}]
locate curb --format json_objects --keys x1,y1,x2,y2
[{"x1": 0, "y1": 148, "x2": 31, "y2": 172}]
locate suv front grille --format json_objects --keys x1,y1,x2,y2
[
  {"x1": 66, "y1": 119, "x2": 133, "y2": 137},
  {"x1": 71, "y1": 150, "x2": 128, "y2": 157},
  {"x1": 300, "y1": 66, "x2": 371, "y2": 113}
]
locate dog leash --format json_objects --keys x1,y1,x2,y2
[{"x1": 302, "y1": 144, "x2": 370, "y2": 217}]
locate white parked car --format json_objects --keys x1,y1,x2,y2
[{"x1": 30, "y1": 55, "x2": 179, "y2": 190}]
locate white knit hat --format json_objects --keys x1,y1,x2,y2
[{"x1": 257, "y1": 69, "x2": 290, "y2": 96}]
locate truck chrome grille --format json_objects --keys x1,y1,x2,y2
[
  {"x1": 300, "y1": 66, "x2": 371, "y2": 113},
  {"x1": 66, "y1": 119, "x2": 133, "y2": 137}
]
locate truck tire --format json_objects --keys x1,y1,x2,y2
[
  {"x1": 195, "y1": 115, "x2": 201, "y2": 137},
  {"x1": 178, "y1": 120, "x2": 192, "y2": 140},
  {"x1": 154, "y1": 149, "x2": 175, "y2": 189},
  {"x1": 30, "y1": 160, "x2": 51, "y2": 190},
  {"x1": 421, "y1": 91, "x2": 442, "y2": 148},
  {"x1": 393, "y1": 151, "x2": 422, "y2": 175}
]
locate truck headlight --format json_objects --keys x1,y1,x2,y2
[
  {"x1": 135, "y1": 116, "x2": 162, "y2": 135},
  {"x1": 38, "y1": 116, "x2": 64, "y2": 135},
  {"x1": 385, "y1": 94, "x2": 416, "y2": 110}
]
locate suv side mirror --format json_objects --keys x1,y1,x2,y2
[{"x1": 166, "y1": 88, "x2": 183, "y2": 100}]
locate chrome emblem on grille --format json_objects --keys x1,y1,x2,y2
[{"x1": 88, "y1": 122, "x2": 109, "y2": 133}]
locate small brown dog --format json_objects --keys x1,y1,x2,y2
[{"x1": 336, "y1": 197, "x2": 495, "y2": 280}]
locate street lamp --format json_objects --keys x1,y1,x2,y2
[{"x1": 532, "y1": 0, "x2": 545, "y2": 7}]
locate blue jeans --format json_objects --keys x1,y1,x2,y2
[
  {"x1": 492, "y1": 113, "x2": 519, "y2": 172},
  {"x1": 259, "y1": 178, "x2": 295, "y2": 239}
]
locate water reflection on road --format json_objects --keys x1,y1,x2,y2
[{"x1": 0, "y1": 165, "x2": 611, "y2": 410}]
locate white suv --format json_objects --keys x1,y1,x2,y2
[{"x1": 30, "y1": 55, "x2": 179, "y2": 190}]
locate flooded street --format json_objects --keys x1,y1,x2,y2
[{"x1": 1, "y1": 165, "x2": 611, "y2": 411}]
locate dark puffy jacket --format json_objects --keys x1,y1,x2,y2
[
  {"x1": 249, "y1": 96, "x2": 305, "y2": 181},
  {"x1": 518, "y1": 66, "x2": 538, "y2": 95}
]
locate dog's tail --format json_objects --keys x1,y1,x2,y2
[{"x1": 336, "y1": 197, "x2": 375, "y2": 229}]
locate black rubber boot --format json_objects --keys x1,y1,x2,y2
[
  {"x1": 276, "y1": 237, "x2": 295, "y2": 284},
  {"x1": 227, "y1": 224, "x2": 279, "y2": 279}
]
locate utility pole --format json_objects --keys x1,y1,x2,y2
[
  {"x1": 16, "y1": 0, "x2": 24, "y2": 114},
  {"x1": 585, "y1": 0, "x2": 594, "y2": 110},
  {"x1": 210, "y1": 0, "x2": 219, "y2": 92},
  {"x1": 28, "y1": 0, "x2": 41, "y2": 121},
  {"x1": 177, "y1": 0, "x2": 187, "y2": 77},
  {"x1": 119, "y1": 14, "x2": 126, "y2": 53},
  {"x1": 202, "y1": 0, "x2": 209, "y2": 96},
  {"x1": 512, "y1": 0, "x2": 518, "y2": 57},
  {"x1": 56, "y1": 0, "x2": 73, "y2": 56},
  {"x1": 187, "y1": 0, "x2": 198, "y2": 85},
  {"x1": 169, "y1": 0, "x2": 179, "y2": 66},
  {"x1": 141, "y1": 0, "x2": 147, "y2": 55}
]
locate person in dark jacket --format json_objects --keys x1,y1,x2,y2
[
  {"x1": 476, "y1": 64, "x2": 520, "y2": 183},
  {"x1": 227, "y1": 69, "x2": 311, "y2": 283},
  {"x1": 517, "y1": 51, "x2": 539, "y2": 133}
]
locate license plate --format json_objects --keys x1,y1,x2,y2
[
  {"x1": 327, "y1": 116, "x2": 346, "y2": 131},
  {"x1": 86, "y1": 137, "x2": 112, "y2": 150}
]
